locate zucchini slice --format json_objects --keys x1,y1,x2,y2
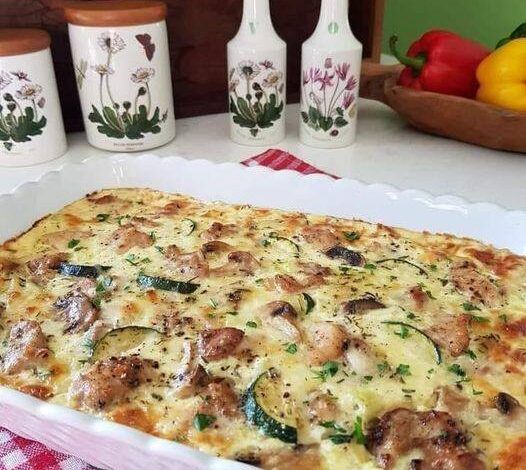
[
  {"x1": 181, "y1": 218, "x2": 196, "y2": 235},
  {"x1": 137, "y1": 274, "x2": 200, "y2": 294},
  {"x1": 266, "y1": 232, "x2": 300, "y2": 255},
  {"x1": 58, "y1": 263, "x2": 110, "y2": 278},
  {"x1": 243, "y1": 370, "x2": 297, "y2": 444},
  {"x1": 382, "y1": 321, "x2": 442, "y2": 364},
  {"x1": 376, "y1": 256, "x2": 428, "y2": 277},
  {"x1": 90, "y1": 325, "x2": 162, "y2": 362}
]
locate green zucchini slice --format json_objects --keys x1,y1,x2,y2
[
  {"x1": 137, "y1": 274, "x2": 200, "y2": 294},
  {"x1": 181, "y1": 218, "x2": 196, "y2": 235},
  {"x1": 243, "y1": 370, "x2": 298, "y2": 444},
  {"x1": 266, "y1": 232, "x2": 300, "y2": 255},
  {"x1": 382, "y1": 321, "x2": 442, "y2": 364},
  {"x1": 59, "y1": 263, "x2": 110, "y2": 278},
  {"x1": 90, "y1": 325, "x2": 162, "y2": 362}
]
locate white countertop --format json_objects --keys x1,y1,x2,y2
[{"x1": 1, "y1": 100, "x2": 525, "y2": 210}]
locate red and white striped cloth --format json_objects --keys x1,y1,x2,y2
[{"x1": 0, "y1": 148, "x2": 332, "y2": 470}]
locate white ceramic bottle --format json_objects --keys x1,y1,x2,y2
[
  {"x1": 227, "y1": 0, "x2": 286, "y2": 146},
  {"x1": 65, "y1": 1, "x2": 176, "y2": 153},
  {"x1": 300, "y1": 0, "x2": 362, "y2": 148},
  {"x1": 0, "y1": 29, "x2": 67, "y2": 167}
]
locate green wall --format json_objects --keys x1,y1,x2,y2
[{"x1": 382, "y1": 0, "x2": 526, "y2": 54}]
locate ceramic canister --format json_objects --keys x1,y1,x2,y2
[
  {"x1": 227, "y1": 0, "x2": 286, "y2": 146},
  {"x1": 0, "y1": 29, "x2": 67, "y2": 167},
  {"x1": 65, "y1": 1, "x2": 176, "y2": 152},
  {"x1": 300, "y1": 0, "x2": 362, "y2": 148}
]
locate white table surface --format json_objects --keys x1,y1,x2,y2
[{"x1": 1, "y1": 100, "x2": 525, "y2": 210}]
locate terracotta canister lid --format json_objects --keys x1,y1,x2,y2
[
  {"x1": 64, "y1": 1, "x2": 167, "y2": 27},
  {"x1": 0, "y1": 29, "x2": 51, "y2": 57}
]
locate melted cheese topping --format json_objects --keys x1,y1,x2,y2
[{"x1": 0, "y1": 188, "x2": 525, "y2": 469}]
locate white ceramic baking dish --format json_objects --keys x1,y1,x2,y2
[{"x1": 0, "y1": 154, "x2": 525, "y2": 470}]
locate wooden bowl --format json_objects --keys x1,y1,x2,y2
[{"x1": 360, "y1": 62, "x2": 526, "y2": 154}]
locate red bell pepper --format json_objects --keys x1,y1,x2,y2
[{"x1": 389, "y1": 31, "x2": 490, "y2": 98}]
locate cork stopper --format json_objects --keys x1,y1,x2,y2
[
  {"x1": 64, "y1": 1, "x2": 167, "y2": 27},
  {"x1": 0, "y1": 29, "x2": 51, "y2": 57}
]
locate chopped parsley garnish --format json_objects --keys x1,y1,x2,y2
[
  {"x1": 302, "y1": 293, "x2": 315, "y2": 314},
  {"x1": 472, "y1": 388, "x2": 483, "y2": 396},
  {"x1": 363, "y1": 263, "x2": 377, "y2": 273},
  {"x1": 343, "y1": 231, "x2": 360, "y2": 241},
  {"x1": 226, "y1": 311, "x2": 238, "y2": 316},
  {"x1": 246, "y1": 321, "x2": 258, "y2": 328},
  {"x1": 67, "y1": 239, "x2": 80, "y2": 249},
  {"x1": 149, "y1": 231, "x2": 157, "y2": 242},
  {"x1": 320, "y1": 421, "x2": 347, "y2": 433},
  {"x1": 313, "y1": 361, "x2": 339, "y2": 382},
  {"x1": 363, "y1": 375, "x2": 373, "y2": 382},
  {"x1": 448, "y1": 364, "x2": 466, "y2": 377},
  {"x1": 209, "y1": 298, "x2": 218, "y2": 309},
  {"x1": 353, "y1": 416, "x2": 366, "y2": 445},
  {"x1": 116, "y1": 215, "x2": 130, "y2": 226},
  {"x1": 377, "y1": 361, "x2": 390, "y2": 375},
  {"x1": 285, "y1": 343, "x2": 298, "y2": 354},
  {"x1": 395, "y1": 364, "x2": 411, "y2": 376},
  {"x1": 125, "y1": 254, "x2": 150, "y2": 266},
  {"x1": 394, "y1": 324, "x2": 410, "y2": 339},
  {"x1": 154, "y1": 245, "x2": 165, "y2": 254},
  {"x1": 96, "y1": 213, "x2": 110, "y2": 222},
  {"x1": 193, "y1": 413, "x2": 216, "y2": 431},
  {"x1": 425, "y1": 289, "x2": 436, "y2": 300},
  {"x1": 125, "y1": 254, "x2": 140, "y2": 266},
  {"x1": 462, "y1": 302, "x2": 480, "y2": 312},
  {"x1": 465, "y1": 349, "x2": 477, "y2": 360},
  {"x1": 471, "y1": 315, "x2": 490, "y2": 323},
  {"x1": 499, "y1": 314, "x2": 508, "y2": 324},
  {"x1": 327, "y1": 434, "x2": 352, "y2": 444},
  {"x1": 402, "y1": 388, "x2": 416, "y2": 393}
]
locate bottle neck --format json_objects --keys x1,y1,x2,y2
[
  {"x1": 240, "y1": 0, "x2": 273, "y2": 34},
  {"x1": 315, "y1": 0, "x2": 351, "y2": 34}
]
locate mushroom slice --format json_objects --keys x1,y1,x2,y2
[
  {"x1": 199, "y1": 379, "x2": 239, "y2": 417},
  {"x1": 171, "y1": 341, "x2": 208, "y2": 398},
  {"x1": 324, "y1": 245, "x2": 365, "y2": 266},
  {"x1": 450, "y1": 260, "x2": 504, "y2": 307},
  {"x1": 301, "y1": 225, "x2": 340, "y2": 250},
  {"x1": 366, "y1": 408, "x2": 484, "y2": 469},
  {"x1": 494, "y1": 392, "x2": 525, "y2": 418},
  {"x1": 173, "y1": 251, "x2": 209, "y2": 278},
  {"x1": 265, "y1": 274, "x2": 304, "y2": 293},
  {"x1": 70, "y1": 355, "x2": 157, "y2": 410},
  {"x1": 2, "y1": 321, "x2": 49, "y2": 374},
  {"x1": 201, "y1": 241, "x2": 232, "y2": 255},
  {"x1": 258, "y1": 301, "x2": 301, "y2": 342},
  {"x1": 26, "y1": 252, "x2": 68, "y2": 284},
  {"x1": 198, "y1": 327, "x2": 245, "y2": 361},
  {"x1": 425, "y1": 314, "x2": 470, "y2": 357},
  {"x1": 110, "y1": 224, "x2": 152, "y2": 254},
  {"x1": 201, "y1": 222, "x2": 237, "y2": 241},
  {"x1": 53, "y1": 291, "x2": 99, "y2": 334},
  {"x1": 210, "y1": 251, "x2": 259, "y2": 276},
  {"x1": 307, "y1": 322, "x2": 348, "y2": 366},
  {"x1": 344, "y1": 337, "x2": 378, "y2": 376},
  {"x1": 340, "y1": 295, "x2": 386, "y2": 315}
]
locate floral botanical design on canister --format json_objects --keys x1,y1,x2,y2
[
  {"x1": 228, "y1": 59, "x2": 284, "y2": 137},
  {"x1": 301, "y1": 57, "x2": 358, "y2": 137},
  {"x1": 87, "y1": 32, "x2": 168, "y2": 140},
  {"x1": 0, "y1": 70, "x2": 46, "y2": 152}
]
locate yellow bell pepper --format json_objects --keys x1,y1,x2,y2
[{"x1": 476, "y1": 38, "x2": 526, "y2": 112}]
